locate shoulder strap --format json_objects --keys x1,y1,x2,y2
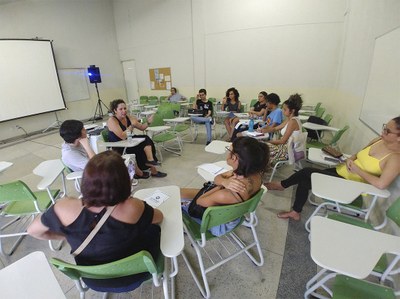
[{"x1": 72, "y1": 205, "x2": 117, "y2": 257}]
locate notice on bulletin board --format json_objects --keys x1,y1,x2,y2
[{"x1": 149, "y1": 67, "x2": 171, "y2": 90}]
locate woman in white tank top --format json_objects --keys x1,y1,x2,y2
[{"x1": 266, "y1": 94, "x2": 303, "y2": 165}]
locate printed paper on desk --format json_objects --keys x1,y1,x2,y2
[
  {"x1": 145, "y1": 190, "x2": 169, "y2": 207},
  {"x1": 198, "y1": 163, "x2": 227, "y2": 175}
]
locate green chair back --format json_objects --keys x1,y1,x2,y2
[
  {"x1": 139, "y1": 96, "x2": 149, "y2": 104},
  {"x1": 50, "y1": 250, "x2": 163, "y2": 281},
  {"x1": 386, "y1": 197, "x2": 400, "y2": 227},
  {"x1": 150, "y1": 103, "x2": 177, "y2": 127},
  {"x1": 189, "y1": 97, "x2": 196, "y2": 104},
  {"x1": 0, "y1": 180, "x2": 37, "y2": 204},
  {"x1": 208, "y1": 97, "x2": 217, "y2": 104},
  {"x1": 0, "y1": 180, "x2": 57, "y2": 215},
  {"x1": 100, "y1": 128, "x2": 109, "y2": 142},
  {"x1": 148, "y1": 96, "x2": 158, "y2": 105},
  {"x1": 315, "y1": 107, "x2": 325, "y2": 118},
  {"x1": 200, "y1": 189, "x2": 264, "y2": 233},
  {"x1": 331, "y1": 275, "x2": 395, "y2": 299},
  {"x1": 323, "y1": 114, "x2": 333, "y2": 125},
  {"x1": 250, "y1": 99, "x2": 258, "y2": 108},
  {"x1": 159, "y1": 96, "x2": 168, "y2": 103},
  {"x1": 330, "y1": 125, "x2": 349, "y2": 146},
  {"x1": 314, "y1": 102, "x2": 322, "y2": 112}
]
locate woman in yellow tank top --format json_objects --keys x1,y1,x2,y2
[{"x1": 266, "y1": 116, "x2": 400, "y2": 221}]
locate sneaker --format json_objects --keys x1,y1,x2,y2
[
  {"x1": 151, "y1": 171, "x2": 167, "y2": 178},
  {"x1": 206, "y1": 141, "x2": 211, "y2": 146}
]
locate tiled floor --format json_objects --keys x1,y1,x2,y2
[{"x1": 0, "y1": 124, "x2": 297, "y2": 298}]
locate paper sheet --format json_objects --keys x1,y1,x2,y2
[
  {"x1": 198, "y1": 163, "x2": 227, "y2": 175},
  {"x1": 145, "y1": 190, "x2": 169, "y2": 207}
]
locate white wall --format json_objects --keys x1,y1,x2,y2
[
  {"x1": 327, "y1": 0, "x2": 400, "y2": 153},
  {"x1": 0, "y1": 0, "x2": 125, "y2": 141},
  {"x1": 113, "y1": 0, "x2": 347, "y2": 103}
]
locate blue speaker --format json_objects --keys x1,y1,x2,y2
[{"x1": 87, "y1": 65, "x2": 101, "y2": 83}]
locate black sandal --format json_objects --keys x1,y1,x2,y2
[
  {"x1": 134, "y1": 172, "x2": 150, "y2": 179},
  {"x1": 151, "y1": 171, "x2": 167, "y2": 178}
]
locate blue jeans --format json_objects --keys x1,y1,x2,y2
[{"x1": 191, "y1": 116, "x2": 212, "y2": 142}]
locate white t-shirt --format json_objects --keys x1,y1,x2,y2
[
  {"x1": 281, "y1": 117, "x2": 302, "y2": 138},
  {"x1": 61, "y1": 142, "x2": 89, "y2": 172}
]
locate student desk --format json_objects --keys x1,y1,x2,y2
[
  {"x1": 0, "y1": 161, "x2": 13, "y2": 173},
  {"x1": 134, "y1": 186, "x2": 184, "y2": 298},
  {"x1": 306, "y1": 216, "x2": 400, "y2": 298},
  {"x1": 305, "y1": 173, "x2": 391, "y2": 231},
  {"x1": 0, "y1": 251, "x2": 66, "y2": 299},
  {"x1": 303, "y1": 122, "x2": 339, "y2": 142},
  {"x1": 205, "y1": 140, "x2": 231, "y2": 154},
  {"x1": 197, "y1": 160, "x2": 232, "y2": 181}
]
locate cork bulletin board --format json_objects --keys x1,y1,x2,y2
[{"x1": 149, "y1": 67, "x2": 171, "y2": 90}]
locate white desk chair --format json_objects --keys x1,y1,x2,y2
[
  {"x1": 33, "y1": 159, "x2": 66, "y2": 200},
  {"x1": 305, "y1": 173, "x2": 391, "y2": 232},
  {"x1": 33, "y1": 159, "x2": 65, "y2": 251},
  {"x1": 305, "y1": 216, "x2": 400, "y2": 299},
  {"x1": 0, "y1": 251, "x2": 66, "y2": 299},
  {"x1": 269, "y1": 132, "x2": 308, "y2": 182}
]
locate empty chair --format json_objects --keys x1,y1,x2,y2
[
  {"x1": 148, "y1": 96, "x2": 158, "y2": 105},
  {"x1": 139, "y1": 96, "x2": 149, "y2": 104},
  {"x1": 0, "y1": 180, "x2": 61, "y2": 255},
  {"x1": 307, "y1": 125, "x2": 349, "y2": 149},
  {"x1": 323, "y1": 113, "x2": 333, "y2": 125},
  {"x1": 314, "y1": 102, "x2": 322, "y2": 112},
  {"x1": 315, "y1": 107, "x2": 325, "y2": 118}
]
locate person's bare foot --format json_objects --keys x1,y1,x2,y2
[
  {"x1": 277, "y1": 210, "x2": 300, "y2": 221},
  {"x1": 264, "y1": 181, "x2": 285, "y2": 191}
]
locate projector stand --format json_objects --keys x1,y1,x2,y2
[
  {"x1": 91, "y1": 83, "x2": 109, "y2": 123},
  {"x1": 43, "y1": 111, "x2": 63, "y2": 133}
]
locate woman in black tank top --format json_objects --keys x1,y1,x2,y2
[
  {"x1": 107, "y1": 99, "x2": 167, "y2": 178},
  {"x1": 181, "y1": 137, "x2": 269, "y2": 236}
]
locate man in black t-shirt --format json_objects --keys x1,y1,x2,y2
[{"x1": 190, "y1": 88, "x2": 213, "y2": 145}]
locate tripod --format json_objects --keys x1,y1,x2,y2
[
  {"x1": 43, "y1": 111, "x2": 63, "y2": 133},
  {"x1": 91, "y1": 82, "x2": 109, "y2": 122}
]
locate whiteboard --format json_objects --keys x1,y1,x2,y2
[
  {"x1": 58, "y1": 68, "x2": 90, "y2": 102},
  {"x1": 360, "y1": 26, "x2": 400, "y2": 134},
  {"x1": 0, "y1": 39, "x2": 66, "y2": 122}
]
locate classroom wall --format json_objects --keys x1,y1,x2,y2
[
  {"x1": 0, "y1": 0, "x2": 125, "y2": 142},
  {"x1": 113, "y1": 0, "x2": 347, "y2": 103},
  {"x1": 325, "y1": 0, "x2": 400, "y2": 153}
]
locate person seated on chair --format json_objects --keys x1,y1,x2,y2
[
  {"x1": 266, "y1": 116, "x2": 400, "y2": 221},
  {"x1": 190, "y1": 88, "x2": 214, "y2": 145},
  {"x1": 221, "y1": 87, "x2": 242, "y2": 138},
  {"x1": 230, "y1": 91, "x2": 269, "y2": 141},
  {"x1": 181, "y1": 137, "x2": 269, "y2": 236},
  {"x1": 237, "y1": 93, "x2": 283, "y2": 140},
  {"x1": 59, "y1": 120, "x2": 95, "y2": 172},
  {"x1": 107, "y1": 99, "x2": 167, "y2": 178},
  {"x1": 265, "y1": 93, "x2": 303, "y2": 165},
  {"x1": 28, "y1": 151, "x2": 163, "y2": 291},
  {"x1": 256, "y1": 93, "x2": 283, "y2": 137},
  {"x1": 167, "y1": 87, "x2": 186, "y2": 103}
]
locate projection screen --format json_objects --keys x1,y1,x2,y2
[{"x1": 0, "y1": 39, "x2": 66, "y2": 122}]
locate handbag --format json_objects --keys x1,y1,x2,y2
[
  {"x1": 188, "y1": 181, "x2": 218, "y2": 219},
  {"x1": 72, "y1": 205, "x2": 116, "y2": 257}
]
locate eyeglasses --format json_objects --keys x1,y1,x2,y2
[
  {"x1": 225, "y1": 146, "x2": 236, "y2": 157},
  {"x1": 382, "y1": 124, "x2": 400, "y2": 136}
]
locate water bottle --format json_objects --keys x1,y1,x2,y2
[
  {"x1": 216, "y1": 101, "x2": 221, "y2": 112},
  {"x1": 127, "y1": 130, "x2": 133, "y2": 143},
  {"x1": 248, "y1": 117, "x2": 254, "y2": 132}
]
